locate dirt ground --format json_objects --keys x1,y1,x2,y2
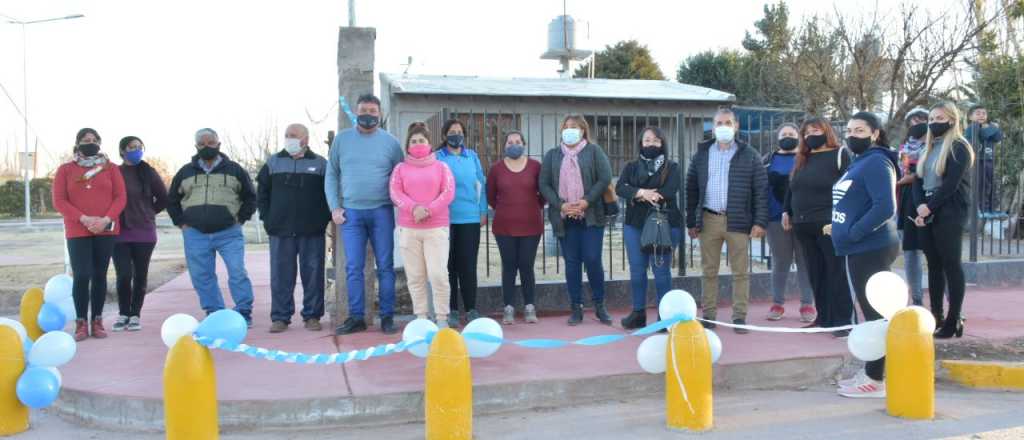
[{"x1": 936, "y1": 336, "x2": 1024, "y2": 363}]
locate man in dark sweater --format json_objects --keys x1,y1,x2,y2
[
  {"x1": 257, "y1": 123, "x2": 332, "y2": 333},
  {"x1": 965, "y1": 104, "x2": 1004, "y2": 214},
  {"x1": 685, "y1": 108, "x2": 769, "y2": 333}
]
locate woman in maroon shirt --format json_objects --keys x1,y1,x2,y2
[
  {"x1": 487, "y1": 131, "x2": 544, "y2": 324},
  {"x1": 52, "y1": 128, "x2": 127, "y2": 341}
]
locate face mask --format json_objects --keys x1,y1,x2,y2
[
  {"x1": 562, "y1": 128, "x2": 582, "y2": 145},
  {"x1": 197, "y1": 146, "x2": 219, "y2": 160},
  {"x1": 714, "y1": 126, "x2": 735, "y2": 144},
  {"x1": 408, "y1": 143, "x2": 432, "y2": 159},
  {"x1": 357, "y1": 114, "x2": 380, "y2": 130},
  {"x1": 446, "y1": 134, "x2": 464, "y2": 147},
  {"x1": 78, "y1": 143, "x2": 100, "y2": 157},
  {"x1": 123, "y1": 149, "x2": 144, "y2": 164},
  {"x1": 640, "y1": 146, "x2": 663, "y2": 159},
  {"x1": 779, "y1": 138, "x2": 799, "y2": 151},
  {"x1": 504, "y1": 144, "x2": 525, "y2": 159},
  {"x1": 804, "y1": 134, "x2": 827, "y2": 150},
  {"x1": 846, "y1": 136, "x2": 872, "y2": 155},
  {"x1": 928, "y1": 122, "x2": 951, "y2": 138},
  {"x1": 908, "y1": 123, "x2": 928, "y2": 139},
  {"x1": 284, "y1": 138, "x2": 304, "y2": 156}
]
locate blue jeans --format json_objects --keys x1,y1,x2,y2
[
  {"x1": 341, "y1": 206, "x2": 396, "y2": 318},
  {"x1": 558, "y1": 219, "x2": 605, "y2": 305},
  {"x1": 623, "y1": 225, "x2": 683, "y2": 311},
  {"x1": 183, "y1": 224, "x2": 254, "y2": 317}
]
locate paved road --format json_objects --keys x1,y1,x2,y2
[{"x1": 21, "y1": 384, "x2": 1024, "y2": 439}]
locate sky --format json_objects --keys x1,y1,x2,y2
[{"x1": 0, "y1": 0, "x2": 966, "y2": 175}]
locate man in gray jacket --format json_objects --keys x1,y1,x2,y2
[{"x1": 685, "y1": 108, "x2": 769, "y2": 334}]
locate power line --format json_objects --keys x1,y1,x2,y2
[{"x1": 0, "y1": 79, "x2": 59, "y2": 165}]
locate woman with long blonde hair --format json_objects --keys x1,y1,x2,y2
[{"x1": 913, "y1": 101, "x2": 975, "y2": 339}]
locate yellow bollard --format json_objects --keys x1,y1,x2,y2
[
  {"x1": 885, "y1": 307, "x2": 935, "y2": 420},
  {"x1": 0, "y1": 326, "x2": 29, "y2": 436},
  {"x1": 19, "y1": 288, "x2": 45, "y2": 341},
  {"x1": 424, "y1": 328, "x2": 472, "y2": 440},
  {"x1": 666, "y1": 320, "x2": 713, "y2": 431},
  {"x1": 164, "y1": 336, "x2": 218, "y2": 440}
]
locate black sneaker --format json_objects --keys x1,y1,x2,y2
[
  {"x1": 335, "y1": 317, "x2": 367, "y2": 335},
  {"x1": 620, "y1": 310, "x2": 647, "y2": 330},
  {"x1": 380, "y1": 316, "x2": 397, "y2": 335},
  {"x1": 701, "y1": 318, "x2": 717, "y2": 329},
  {"x1": 832, "y1": 329, "x2": 851, "y2": 339},
  {"x1": 594, "y1": 302, "x2": 613, "y2": 325},
  {"x1": 733, "y1": 319, "x2": 749, "y2": 334},
  {"x1": 567, "y1": 304, "x2": 584, "y2": 326}
]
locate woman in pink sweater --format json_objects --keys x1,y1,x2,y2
[{"x1": 390, "y1": 122, "x2": 456, "y2": 327}]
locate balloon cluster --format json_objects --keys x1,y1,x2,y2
[
  {"x1": 847, "y1": 271, "x2": 935, "y2": 362},
  {"x1": 161, "y1": 309, "x2": 247, "y2": 349},
  {"x1": 402, "y1": 317, "x2": 504, "y2": 359},
  {"x1": 636, "y1": 290, "x2": 722, "y2": 374},
  {"x1": 0, "y1": 274, "x2": 80, "y2": 410}
]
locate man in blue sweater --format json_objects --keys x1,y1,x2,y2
[{"x1": 325, "y1": 94, "x2": 404, "y2": 335}]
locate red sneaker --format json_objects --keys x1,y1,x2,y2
[
  {"x1": 74, "y1": 319, "x2": 89, "y2": 342},
  {"x1": 799, "y1": 305, "x2": 817, "y2": 323},
  {"x1": 91, "y1": 318, "x2": 108, "y2": 339},
  {"x1": 766, "y1": 304, "x2": 785, "y2": 321}
]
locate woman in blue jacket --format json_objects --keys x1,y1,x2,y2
[
  {"x1": 436, "y1": 119, "x2": 488, "y2": 328},
  {"x1": 831, "y1": 112, "x2": 900, "y2": 399}
]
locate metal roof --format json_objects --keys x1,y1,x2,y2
[{"x1": 381, "y1": 74, "x2": 735, "y2": 103}]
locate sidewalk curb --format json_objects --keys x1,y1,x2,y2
[
  {"x1": 51, "y1": 355, "x2": 847, "y2": 432},
  {"x1": 940, "y1": 360, "x2": 1024, "y2": 390}
]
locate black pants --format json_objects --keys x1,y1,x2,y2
[
  {"x1": 67, "y1": 236, "x2": 116, "y2": 320},
  {"x1": 269, "y1": 234, "x2": 326, "y2": 323},
  {"x1": 980, "y1": 158, "x2": 996, "y2": 212},
  {"x1": 112, "y1": 241, "x2": 156, "y2": 317},
  {"x1": 918, "y1": 211, "x2": 967, "y2": 327},
  {"x1": 449, "y1": 223, "x2": 481, "y2": 313},
  {"x1": 793, "y1": 222, "x2": 852, "y2": 327},
  {"x1": 845, "y1": 243, "x2": 899, "y2": 382},
  {"x1": 495, "y1": 234, "x2": 541, "y2": 307}
]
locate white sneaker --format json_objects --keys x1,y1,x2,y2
[
  {"x1": 837, "y1": 369, "x2": 867, "y2": 388},
  {"x1": 838, "y1": 374, "x2": 886, "y2": 398},
  {"x1": 524, "y1": 304, "x2": 538, "y2": 323},
  {"x1": 126, "y1": 316, "x2": 142, "y2": 331},
  {"x1": 503, "y1": 305, "x2": 515, "y2": 325},
  {"x1": 111, "y1": 315, "x2": 129, "y2": 332}
]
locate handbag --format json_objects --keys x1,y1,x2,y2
[{"x1": 640, "y1": 206, "x2": 674, "y2": 259}]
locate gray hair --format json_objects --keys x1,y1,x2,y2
[
  {"x1": 194, "y1": 128, "x2": 219, "y2": 145},
  {"x1": 714, "y1": 107, "x2": 738, "y2": 123},
  {"x1": 285, "y1": 123, "x2": 309, "y2": 138}
]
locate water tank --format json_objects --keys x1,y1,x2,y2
[{"x1": 547, "y1": 15, "x2": 576, "y2": 53}]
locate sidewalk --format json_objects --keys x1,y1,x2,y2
[{"x1": 54, "y1": 250, "x2": 1024, "y2": 430}]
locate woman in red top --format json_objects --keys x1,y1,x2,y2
[
  {"x1": 52, "y1": 128, "x2": 127, "y2": 341},
  {"x1": 487, "y1": 131, "x2": 544, "y2": 324}
]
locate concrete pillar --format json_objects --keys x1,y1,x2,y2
[{"x1": 331, "y1": 27, "x2": 376, "y2": 329}]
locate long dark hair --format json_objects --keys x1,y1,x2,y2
[
  {"x1": 118, "y1": 135, "x2": 155, "y2": 197},
  {"x1": 74, "y1": 128, "x2": 101, "y2": 153},
  {"x1": 792, "y1": 118, "x2": 841, "y2": 173},
  {"x1": 850, "y1": 111, "x2": 890, "y2": 147},
  {"x1": 440, "y1": 119, "x2": 467, "y2": 149}
]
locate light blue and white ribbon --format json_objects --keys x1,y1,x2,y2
[{"x1": 339, "y1": 96, "x2": 358, "y2": 127}]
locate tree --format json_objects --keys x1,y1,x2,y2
[
  {"x1": 741, "y1": 1, "x2": 799, "y2": 106},
  {"x1": 676, "y1": 49, "x2": 746, "y2": 96},
  {"x1": 574, "y1": 40, "x2": 665, "y2": 80}
]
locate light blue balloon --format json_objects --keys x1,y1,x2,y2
[
  {"x1": 195, "y1": 309, "x2": 248, "y2": 346},
  {"x1": 37, "y1": 303, "x2": 67, "y2": 332},
  {"x1": 659, "y1": 290, "x2": 697, "y2": 322},
  {"x1": 16, "y1": 367, "x2": 61, "y2": 409},
  {"x1": 23, "y1": 338, "x2": 32, "y2": 356},
  {"x1": 28, "y1": 331, "x2": 77, "y2": 368},
  {"x1": 55, "y1": 296, "x2": 77, "y2": 325}
]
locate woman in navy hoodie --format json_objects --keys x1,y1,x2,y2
[{"x1": 830, "y1": 111, "x2": 900, "y2": 399}]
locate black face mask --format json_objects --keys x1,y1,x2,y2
[
  {"x1": 197, "y1": 146, "x2": 219, "y2": 160},
  {"x1": 446, "y1": 134, "x2": 464, "y2": 147},
  {"x1": 846, "y1": 136, "x2": 873, "y2": 155},
  {"x1": 928, "y1": 122, "x2": 951, "y2": 138},
  {"x1": 78, "y1": 143, "x2": 100, "y2": 157},
  {"x1": 357, "y1": 114, "x2": 380, "y2": 130},
  {"x1": 908, "y1": 123, "x2": 928, "y2": 139},
  {"x1": 804, "y1": 134, "x2": 827, "y2": 150},
  {"x1": 778, "y1": 138, "x2": 799, "y2": 151},
  {"x1": 640, "y1": 145, "x2": 663, "y2": 159}
]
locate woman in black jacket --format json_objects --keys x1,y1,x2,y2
[
  {"x1": 616, "y1": 127, "x2": 683, "y2": 329},
  {"x1": 913, "y1": 102, "x2": 975, "y2": 339}
]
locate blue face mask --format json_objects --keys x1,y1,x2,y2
[
  {"x1": 124, "y1": 149, "x2": 144, "y2": 164},
  {"x1": 504, "y1": 144, "x2": 525, "y2": 159}
]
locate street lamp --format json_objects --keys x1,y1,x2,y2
[{"x1": 4, "y1": 13, "x2": 85, "y2": 226}]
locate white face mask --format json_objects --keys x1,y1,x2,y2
[
  {"x1": 714, "y1": 125, "x2": 735, "y2": 144},
  {"x1": 284, "y1": 138, "x2": 303, "y2": 155},
  {"x1": 562, "y1": 128, "x2": 582, "y2": 145}
]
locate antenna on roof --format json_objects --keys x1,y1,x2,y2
[
  {"x1": 540, "y1": 0, "x2": 591, "y2": 78},
  {"x1": 402, "y1": 56, "x2": 413, "y2": 75}
]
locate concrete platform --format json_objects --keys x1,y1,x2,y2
[{"x1": 52, "y1": 251, "x2": 1024, "y2": 431}]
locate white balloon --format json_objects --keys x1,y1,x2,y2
[
  {"x1": 0, "y1": 317, "x2": 28, "y2": 344},
  {"x1": 866, "y1": 271, "x2": 909, "y2": 320},
  {"x1": 636, "y1": 334, "x2": 668, "y2": 374},
  {"x1": 43, "y1": 274, "x2": 73, "y2": 303},
  {"x1": 401, "y1": 318, "x2": 439, "y2": 358},
  {"x1": 659, "y1": 290, "x2": 697, "y2": 322},
  {"x1": 848, "y1": 320, "x2": 889, "y2": 361},
  {"x1": 704, "y1": 329, "x2": 723, "y2": 364},
  {"x1": 160, "y1": 314, "x2": 200, "y2": 349},
  {"x1": 462, "y1": 317, "x2": 504, "y2": 358},
  {"x1": 28, "y1": 331, "x2": 77, "y2": 367}
]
